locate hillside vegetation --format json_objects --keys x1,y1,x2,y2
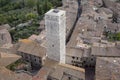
[{"x1": 0, "y1": 0, "x2": 62, "y2": 42}]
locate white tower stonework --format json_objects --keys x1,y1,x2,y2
[{"x1": 45, "y1": 9, "x2": 66, "y2": 63}]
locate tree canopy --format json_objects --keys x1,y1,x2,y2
[{"x1": 0, "y1": 0, "x2": 62, "y2": 42}]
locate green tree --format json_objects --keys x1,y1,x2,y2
[
  {"x1": 50, "y1": 0, "x2": 62, "y2": 7},
  {"x1": 116, "y1": 0, "x2": 120, "y2": 2},
  {"x1": 0, "y1": 14, "x2": 7, "y2": 24},
  {"x1": 26, "y1": 13, "x2": 37, "y2": 20},
  {"x1": 0, "y1": 0, "x2": 10, "y2": 7},
  {"x1": 26, "y1": 0, "x2": 36, "y2": 8},
  {"x1": 116, "y1": 33, "x2": 120, "y2": 41},
  {"x1": 36, "y1": 0, "x2": 44, "y2": 15},
  {"x1": 43, "y1": 0, "x2": 53, "y2": 12}
]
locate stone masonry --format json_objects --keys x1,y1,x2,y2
[{"x1": 45, "y1": 9, "x2": 66, "y2": 63}]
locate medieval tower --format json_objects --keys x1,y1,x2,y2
[{"x1": 45, "y1": 9, "x2": 66, "y2": 63}]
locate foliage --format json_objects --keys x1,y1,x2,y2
[
  {"x1": 26, "y1": 13, "x2": 38, "y2": 20},
  {"x1": 36, "y1": 0, "x2": 54, "y2": 15},
  {"x1": 0, "y1": 0, "x2": 62, "y2": 25},
  {"x1": 10, "y1": 20, "x2": 39, "y2": 42},
  {"x1": 25, "y1": 0, "x2": 37, "y2": 8},
  {"x1": 49, "y1": 0, "x2": 62, "y2": 7},
  {"x1": 0, "y1": 0, "x2": 62, "y2": 42},
  {"x1": 0, "y1": 2, "x2": 23, "y2": 12},
  {"x1": 116, "y1": 0, "x2": 120, "y2": 2},
  {"x1": 36, "y1": 0, "x2": 43, "y2": 15},
  {"x1": 0, "y1": 0, "x2": 11, "y2": 7},
  {"x1": 0, "y1": 8, "x2": 37, "y2": 26},
  {"x1": 104, "y1": 31, "x2": 120, "y2": 41},
  {"x1": 6, "y1": 60, "x2": 28, "y2": 71},
  {"x1": 43, "y1": 0, "x2": 53, "y2": 12}
]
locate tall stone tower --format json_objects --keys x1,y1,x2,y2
[{"x1": 45, "y1": 9, "x2": 66, "y2": 63}]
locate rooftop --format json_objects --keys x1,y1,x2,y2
[
  {"x1": 0, "y1": 52, "x2": 21, "y2": 67},
  {"x1": 48, "y1": 63, "x2": 85, "y2": 80},
  {"x1": 18, "y1": 39, "x2": 46, "y2": 57},
  {"x1": 45, "y1": 9, "x2": 66, "y2": 17},
  {"x1": 0, "y1": 67, "x2": 32, "y2": 80},
  {"x1": 66, "y1": 47, "x2": 83, "y2": 58},
  {"x1": 91, "y1": 44, "x2": 120, "y2": 57},
  {"x1": 96, "y1": 57, "x2": 120, "y2": 80}
]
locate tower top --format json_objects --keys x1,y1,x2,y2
[{"x1": 45, "y1": 9, "x2": 66, "y2": 17}]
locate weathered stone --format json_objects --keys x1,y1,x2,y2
[
  {"x1": 0, "y1": 28, "x2": 12, "y2": 47},
  {"x1": 45, "y1": 9, "x2": 66, "y2": 63},
  {"x1": 96, "y1": 57, "x2": 120, "y2": 80},
  {"x1": 94, "y1": 0, "x2": 103, "y2": 7}
]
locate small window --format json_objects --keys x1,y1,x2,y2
[
  {"x1": 76, "y1": 57, "x2": 78, "y2": 60},
  {"x1": 39, "y1": 60, "x2": 41, "y2": 63},
  {"x1": 35, "y1": 64, "x2": 38, "y2": 65},
  {"x1": 72, "y1": 56, "x2": 75, "y2": 59},
  {"x1": 21, "y1": 54, "x2": 23, "y2": 57},
  {"x1": 71, "y1": 60, "x2": 74, "y2": 63},
  {"x1": 98, "y1": 3, "x2": 101, "y2": 5},
  {"x1": 91, "y1": 58, "x2": 93, "y2": 61},
  {"x1": 1, "y1": 34, "x2": 4, "y2": 40},
  {"x1": 26, "y1": 56, "x2": 28, "y2": 59},
  {"x1": 26, "y1": 60, "x2": 29, "y2": 62},
  {"x1": 83, "y1": 61, "x2": 86, "y2": 63},
  {"x1": 52, "y1": 45, "x2": 54, "y2": 47},
  {"x1": 68, "y1": 76, "x2": 71, "y2": 80}
]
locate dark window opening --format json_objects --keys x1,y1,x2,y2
[
  {"x1": 1, "y1": 34, "x2": 4, "y2": 40},
  {"x1": 68, "y1": 76, "x2": 71, "y2": 80},
  {"x1": 91, "y1": 58, "x2": 93, "y2": 61},
  {"x1": 72, "y1": 56, "x2": 75, "y2": 59},
  {"x1": 52, "y1": 45, "x2": 54, "y2": 47},
  {"x1": 83, "y1": 61, "x2": 86, "y2": 64},
  {"x1": 76, "y1": 57, "x2": 78, "y2": 60},
  {"x1": 71, "y1": 60, "x2": 74, "y2": 63},
  {"x1": 26, "y1": 56, "x2": 28, "y2": 59},
  {"x1": 39, "y1": 60, "x2": 41, "y2": 63}
]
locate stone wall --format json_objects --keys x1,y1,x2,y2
[
  {"x1": 45, "y1": 9, "x2": 66, "y2": 63},
  {"x1": 0, "y1": 29, "x2": 12, "y2": 47}
]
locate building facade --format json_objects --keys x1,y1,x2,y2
[{"x1": 18, "y1": 39, "x2": 46, "y2": 70}]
